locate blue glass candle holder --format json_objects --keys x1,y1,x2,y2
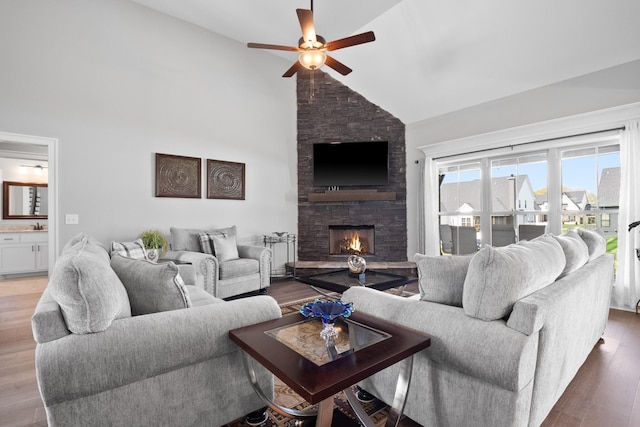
[{"x1": 300, "y1": 300, "x2": 354, "y2": 339}]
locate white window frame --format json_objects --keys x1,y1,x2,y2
[{"x1": 418, "y1": 102, "x2": 640, "y2": 256}]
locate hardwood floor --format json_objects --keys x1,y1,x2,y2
[{"x1": 1, "y1": 276, "x2": 639, "y2": 427}]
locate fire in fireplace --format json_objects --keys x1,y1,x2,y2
[{"x1": 329, "y1": 225, "x2": 374, "y2": 255}]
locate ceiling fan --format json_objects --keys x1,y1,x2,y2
[{"x1": 247, "y1": 1, "x2": 375, "y2": 78}]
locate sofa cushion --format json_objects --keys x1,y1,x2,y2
[
  {"x1": 463, "y1": 236, "x2": 565, "y2": 321},
  {"x1": 61, "y1": 232, "x2": 105, "y2": 255},
  {"x1": 211, "y1": 233, "x2": 239, "y2": 261},
  {"x1": 171, "y1": 225, "x2": 237, "y2": 252},
  {"x1": 415, "y1": 253, "x2": 472, "y2": 306},
  {"x1": 219, "y1": 258, "x2": 259, "y2": 280},
  {"x1": 198, "y1": 226, "x2": 239, "y2": 259},
  {"x1": 577, "y1": 228, "x2": 607, "y2": 261},
  {"x1": 110, "y1": 238, "x2": 148, "y2": 260},
  {"x1": 553, "y1": 230, "x2": 589, "y2": 277},
  {"x1": 49, "y1": 238, "x2": 131, "y2": 334},
  {"x1": 170, "y1": 227, "x2": 205, "y2": 252},
  {"x1": 110, "y1": 255, "x2": 192, "y2": 315}
]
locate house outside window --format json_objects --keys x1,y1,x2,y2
[{"x1": 437, "y1": 140, "x2": 620, "y2": 261}]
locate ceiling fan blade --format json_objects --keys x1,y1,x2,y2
[
  {"x1": 282, "y1": 61, "x2": 303, "y2": 78},
  {"x1": 325, "y1": 31, "x2": 376, "y2": 51},
  {"x1": 247, "y1": 42, "x2": 299, "y2": 52},
  {"x1": 325, "y1": 55, "x2": 352, "y2": 76},
  {"x1": 296, "y1": 9, "x2": 317, "y2": 45}
]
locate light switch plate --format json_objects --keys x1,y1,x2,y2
[{"x1": 65, "y1": 214, "x2": 79, "y2": 225}]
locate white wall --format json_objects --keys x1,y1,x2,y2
[
  {"x1": 405, "y1": 60, "x2": 640, "y2": 257},
  {"x1": 0, "y1": 0, "x2": 298, "y2": 251}
]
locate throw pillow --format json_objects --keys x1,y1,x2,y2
[
  {"x1": 49, "y1": 238, "x2": 132, "y2": 334},
  {"x1": 211, "y1": 233, "x2": 239, "y2": 261},
  {"x1": 171, "y1": 225, "x2": 237, "y2": 252},
  {"x1": 110, "y1": 254, "x2": 192, "y2": 315},
  {"x1": 198, "y1": 226, "x2": 239, "y2": 259},
  {"x1": 463, "y1": 235, "x2": 565, "y2": 321},
  {"x1": 199, "y1": 232, "x2": 217, "y2": 255},
  {"x1": 552, "y1": 230, "x2": 589, "y2": 277},
  {"x1": 415, "y1": 253, "x2": 473, "y2": 306},
  {"x1": 576, "y1": 228, "x2": 607, "y2": 261},
  {"x1": 110, "y1": 239, "x2": 148, "y2": 260}
]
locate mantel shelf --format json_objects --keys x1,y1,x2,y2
[{"x1": 307, "y1": 190, "x2": 396, "y2": 202}]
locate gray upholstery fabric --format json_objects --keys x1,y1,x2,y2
[
  {"x1": 110, "y1": 255, "x2": 192, "y2": 315},
  {"x1": 163, "y1": 229, "x2": 271, "y2": 299},
  {"x1": 342, "y1": 250, "x2": 614, "y2": 427},
  {"x1": 516, "y1": 253, "x2": 614, "y2": 426},
  {"x1": 185, "y1": 285, "x2": 223, "y2": 307},
  {"x1": 170, "y1": 225, "x2": 236, "y2": 252},
  {"x1": 415, "y1": 253, "x2": 472, "y2": 306},
  {"x1": 463, "y1": 236, "x2": 565, "y2": 321},
  {"x1": 49, "y1": 239, "x2": 131, "y2": 334},
  {"x1": 212, "y1": 232, "x2": 240, "y2": 261},
  {"x1": 34, "y1": 294, "x2": 281, "y2": 426},
  {"x1": 343, "y1": 287, "x2": 538, "y2": 427},
  {"x1": 110, "y1": 238, "x2": 148, "y2": 260},
  {"x1": 170, "y1": 227, "x2": 206, "y2": 252},
  {"x1": 61, "y1": 232, "x2": 106, "y2": 255},
  {"x1": 31, "y1": 288, "x2": 71, "y2": 344},
  {"x1": 552, "y1": 230, "x2": 589, "y2": 277},
  {"x1": 219, "y1": 258, "x2": 259, "y2": 280},
  {"x1": 577, "y1": 228, "x2": 607, "y2": 261}
]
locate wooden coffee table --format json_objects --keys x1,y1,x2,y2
[
  {"x1": 229, "y1": 311, "x2": 431, "y2": 427},
  {"x1": 295, "y1": 269, "x2": 417, "y2": 295}
]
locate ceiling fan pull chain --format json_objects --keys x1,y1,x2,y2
[{"x1": 310, "y1": 70, "x2": 315, "y2": 99}]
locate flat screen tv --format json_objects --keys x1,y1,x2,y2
[{"x1": 313, "y1": 141, "x2": 389, "y2": 187}]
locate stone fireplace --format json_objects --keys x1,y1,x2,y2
[
  {"x1": 296, "y1": 70, "x2": 407, "y2": 262},
  {"x1": 329, "y1": 225, "x2": 375, "y2": 256}
]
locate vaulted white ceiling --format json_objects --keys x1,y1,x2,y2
[{"x1": 130, "y1": 0, "x2": 640, "y2": 125}]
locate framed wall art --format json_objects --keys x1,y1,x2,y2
[
  {"x1": 207, "y1": 159, "x2": 245, "y2": 200},
  {"x1": 155, "y1": 153, "x2": 201, "y2": 198}
]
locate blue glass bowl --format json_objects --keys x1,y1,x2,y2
[{"x1": 300, "y1": 300, "x2": 354, "y2": 324}]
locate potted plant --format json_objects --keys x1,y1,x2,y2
[{"x1": 139, "y1": 229, "x2": 168, "y2": 262}]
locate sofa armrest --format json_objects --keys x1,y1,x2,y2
[
  {"x1": 342, "y1": 287, "x2": 538, "y2": 392},
  {"x1": 237, "y1": 245, "x2": 269, "y2": 261},
  {"x1": 35, "y1": 295, "x2": 281, "y2": 407},
  {"x1": 238, "y1": 245, "x2": 271, "y2": 289},
  {"x1": 162, "y1": 250, "x2": 219, "y2": 294}
]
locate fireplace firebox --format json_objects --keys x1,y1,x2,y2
[{"x1": 328, "y1": 225, "x2": 374, "y2": 255}]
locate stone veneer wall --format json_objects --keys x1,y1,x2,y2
[{"x1": 297, "y1": 70, "x2": 407, "y2": 262}]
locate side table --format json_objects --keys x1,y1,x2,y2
[
  {"x1": 229, "y1": 311, "x2": 431, "y2": 427},
  {"x1": 263, "y1": 233, "x2": 296, "y2": 278}
]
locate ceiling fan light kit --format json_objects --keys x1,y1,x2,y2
[
  {"x1": 247, "y1": 5, "x2": 375, "y2": 78},
  {"x1": 299, "y1": 50, "x2": 326, "y2": 70}
]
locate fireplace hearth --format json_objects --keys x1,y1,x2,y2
[{"x1": 329, "y1": 225, "x2": 374, "y2": 256}]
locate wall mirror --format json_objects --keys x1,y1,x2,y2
[{"x1": 2, "y1": 181, "x2": 48, "y2": 219}]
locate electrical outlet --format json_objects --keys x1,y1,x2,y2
[{"x1": 65, "y1": 214, "x2": 79, "y2": 225}]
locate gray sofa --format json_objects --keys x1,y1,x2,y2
[
  {"x1": 32, "y1": 233, "x2": 281, "y2": 426},
  {"x1": 162, "y1": 226, "x2": 271, "y2": 299},
  {"x1": 343, "y1": 228, "x2": 614, "y2": 427}
]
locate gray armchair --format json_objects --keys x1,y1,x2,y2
[{"x1": 162, "y1": 226, "x2": 271, "y2": 299}]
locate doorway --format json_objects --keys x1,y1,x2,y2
[{"x1": 0, "y1": 131, "x2": 57, "y2": 277}]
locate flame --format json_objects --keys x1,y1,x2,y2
[{"x1": 349, "y1": 233, "x2": 362, "y2": 252}]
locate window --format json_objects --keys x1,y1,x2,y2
[
  {"x1": 437, "y1": 140, "x2": 620, "y2": 260},
  {"x1": 561, "y1": 144, "x2": 620, "y2": 236},
  {"x1": 438, "y1": 162, "x2": 481, "y2": 254}
]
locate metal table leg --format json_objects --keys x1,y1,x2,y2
[
  {"x1": 342, "y1": 356, "x2": 414, "y2": 427},
  {"x1": 241, "y1": 353, "x2": 318, "y2": 420}
]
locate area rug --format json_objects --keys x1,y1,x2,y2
[{"x1": 225, "y1": 291, "x2": 421, "y2": 427}]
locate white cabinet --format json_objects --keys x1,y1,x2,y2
[{"x1": 0, "y1": 232, "x2": 48, "y2": 274}]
